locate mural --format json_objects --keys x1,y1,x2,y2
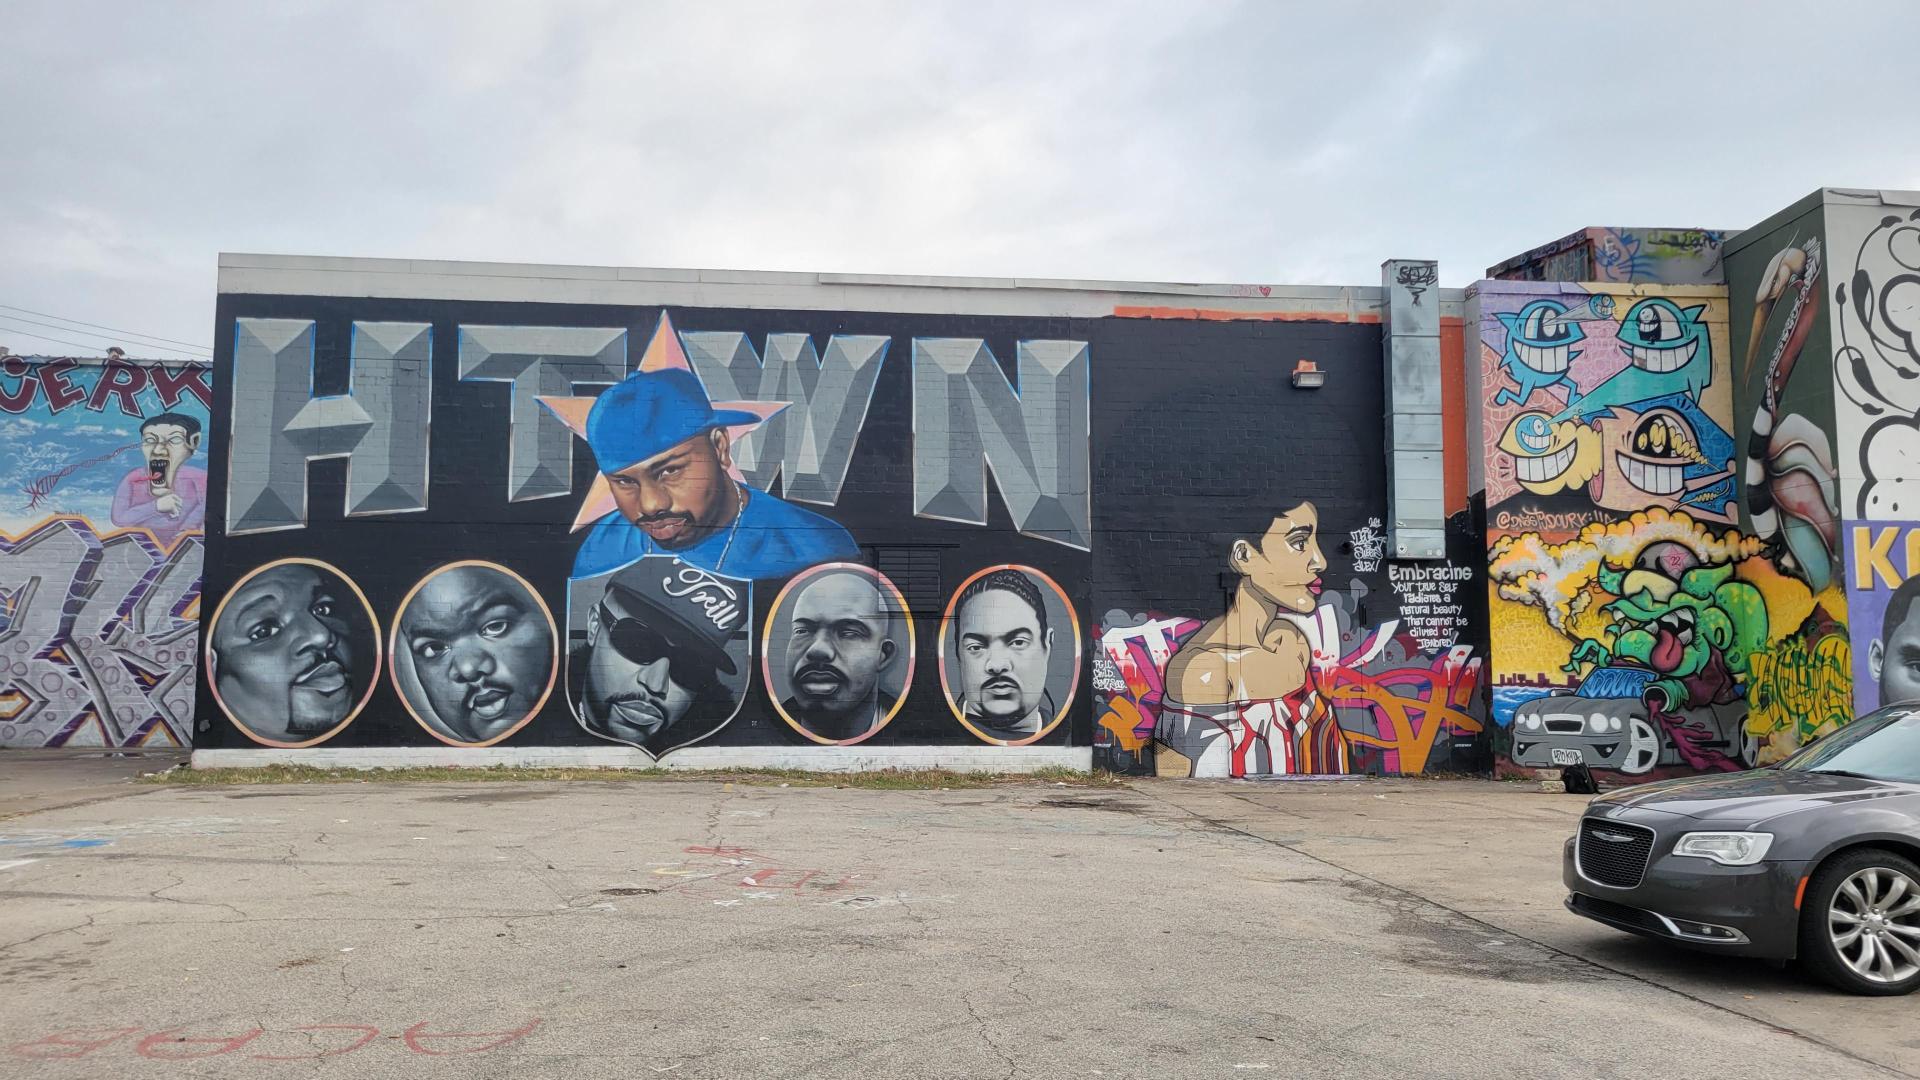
[
  {"x1": 940, "y1": 565, "x2": 1079, "y2": 746},
  {"x1": 1086, "y1": 306, "x2": 1489, "y2": 778},
  {"x1": 567, "y1": 556, "x2": 750, "y2": 756},
  {"x1": 0, "y1": 354, "x2": 210, "y2": 748},
  {"x1": 198, "y1": 300, "x2": 1091, "y2": 756},
  {"x1": 1477, "y1": 272, "x2": 1853, "y2": 775},
  {"x1": 204, "y1": 558, "x2": 380, "y2": 748},
  {"x1": 1093, "y1": 503, "x2": 1484, "y2": 779},
  {"x1": 763, "y1": 563, "x2": 914, "y2": 745},
  {"x1": 1478, "y1": 282, "x2": 1737, "y2": 533},
  {"x1": 1490, "y1": 227, "x2": 1732, "y2": 287},
  {"x1": 1723, "y1": 200, "x2": 1856, "y2": 753},
  {"x1": 1827, "y1": 196, "x2": 1920, "y2": 714},
  {"x1": 393, "y1": 562, "x2": 556, "y2": 746}
]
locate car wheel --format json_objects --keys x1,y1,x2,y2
[
  {"x1": 1617, "y1": 715, "x2": 1661, "y2": 775},
  {"x1": 1798, "y1": 848, "x2": 1920, "y2": 995},
  {"x1": 1739, "y1": 725, "x2": 1762, "y2": 768}
]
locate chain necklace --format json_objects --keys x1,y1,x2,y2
[{"x1": 713, "y1": 483, "x2": 748, "y2": 573}]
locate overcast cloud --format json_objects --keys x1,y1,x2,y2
[{"x1": 2, "y1": 0, "x2": 1916, "y2": 357}]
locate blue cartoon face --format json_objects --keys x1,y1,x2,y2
[
  {"x1": 1501, "y1": 300, "x2": 1584, "y2": 376},
  {"x1": 1513, "y1": 413, "x2": 1555, "y2": 454},
  {"x1": 1618, "y1": 298, "x2": 1709, "y2": 375}
]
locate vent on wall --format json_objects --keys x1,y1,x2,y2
[
  {"x1": 1381, "y1": 259, "x2": 1445, "y2": 560},
  {"x1": 869, "y1": 545, "x2": 948, "y2": 619}
]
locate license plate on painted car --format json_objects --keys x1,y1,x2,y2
[{"x1": 1550, "y1": 748, "x2": 1583, "y2": 766}]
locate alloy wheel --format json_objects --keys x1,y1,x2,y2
[
  {"x1": 1828, "y1": 866, "x2": 1920, "y2": 985},
  {"x1": 1618, "y1": 715, "x2": 1661, "y2": 775}
]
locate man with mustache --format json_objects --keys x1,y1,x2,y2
[
  {"x1": 398, "y1": 565, "x2": 553, "y2": 744},
  {"x1": 953, "y1": 569, "x2": 1054, "y2": 740},
  {"x1": 780, "y1": 568, "x2": 900, "y2": 742},
  {"x1": 209, "y1": 563, "x2": 356, "y2": 744},
  {"x1": 571, "y1": 368, "x2": 858, "y2": 580},
  {"x1": 573, "y1": 558, "x2": 744, "y2": 756}
]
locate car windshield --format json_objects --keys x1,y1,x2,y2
[{"x1": 1775, "y1": 708, "x2": 1920, "y2": 783}]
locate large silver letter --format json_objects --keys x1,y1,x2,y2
[
  {"x1": 458, "y1": 326, "x2": 628, "y2": 502},
  {"x1": 227, "y1": 320, "x2": 432, "y2": 535},
  {"x1": 912, "y1": 338, "x2": 1090, "y2": 550},
  {"x1": 681, "y1": 331, "x2": 889, "y2": 504}
]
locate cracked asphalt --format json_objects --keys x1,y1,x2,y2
[{"x1": 0, "y1": 767, "x2": 1913, "y2": 1079}]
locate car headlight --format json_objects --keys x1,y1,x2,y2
[
  {"x1": 1588, "y1": 713, "x2": 1607, "y2": 733},
  {"x1": 1608, "y1": 716, "x2": 1622, "y2": 732},
  {"x1": 1522, "y1": 715, "x2": 1541, "y2": 731},
  {"x1": 1672, "y1": 832, "x2": 1774, "y2": 866}
]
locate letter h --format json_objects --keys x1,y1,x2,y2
[{"x1": 227, "y1": 319, "x2": 431, "y2": 534}]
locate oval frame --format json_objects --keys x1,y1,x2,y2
[
  {"x1": 761, "y1": 562, "x2": 917, "y2": 746},
  {"x1": 203, "y1": 557, "x2": 382, "y2": 748},
  {"x1": 387, "y1": 560, "x2": 559, "y2": 748},
  {"x1": 938, "y1": 564, "x2": 1081, "y2": 746}
]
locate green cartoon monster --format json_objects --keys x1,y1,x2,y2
[{"x1": 1561, "y1": 549, "x2": 1769, "y2": 772}]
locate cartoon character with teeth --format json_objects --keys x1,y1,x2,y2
[
  {"x1": 1498, "y1": 412, "x2": 1602, "y2": 495},
  {"x1": 1554, "y1": 298, "x2": 1713, "y2": 424},
  {"x1": 1569, "y1": 546, "x2": 1767, "y2": 770},
  {"x1": 1493, "y1": 299, "x2": 1593, "y2": 408},
  {"x1": 1590, "y1": 399, "x2": 1737, "y2": 520}
]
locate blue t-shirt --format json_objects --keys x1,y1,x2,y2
[{"x1": 572, "y1": 490, "x2": 859, "y2": 581}]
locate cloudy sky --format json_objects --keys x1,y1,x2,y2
[{"x1": 2, "y1": 0, "x2": 1915, "y2": 359}]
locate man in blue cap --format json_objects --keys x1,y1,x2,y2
[{"x1": 573, "y1": 368, "x2": 859, "y2": 580}]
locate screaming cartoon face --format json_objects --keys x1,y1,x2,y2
[{"x1": 1498, "y1": 412, "x2": 1602, "y2": 495}]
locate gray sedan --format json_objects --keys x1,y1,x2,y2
[{"x1": 1563, "y1": 704, "x2": 1920, "y2": 995}]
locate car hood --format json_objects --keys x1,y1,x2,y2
[
  {"x1": 1516, "y1": 696, "x2": 1639, "y2": 717},
  {"x1": 1590, "y1": 769, "x2": 1917, "y2": 827}
]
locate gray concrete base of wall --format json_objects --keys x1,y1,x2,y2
[{"x1": 189, "y1": 745, "x2": 1092, "y2": 773}]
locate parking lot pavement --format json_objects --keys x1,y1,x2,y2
[
  {"x1": 0, "y1": 772, "x2": 1910, "y2": 1080},
  {"x1": 0, "y1": 748, "x2": 185, "y2": 819},
  {"x1": 1139, "y1": 777, "x2": 1920, "y2": 1078}
]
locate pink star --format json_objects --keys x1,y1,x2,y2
[{"x1": 538, "y1": 312, "x2": 787, "y2": 532}]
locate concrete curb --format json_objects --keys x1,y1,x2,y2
[{"x1": 189, "y1": 745, "x2": 1092, "y2": 773}]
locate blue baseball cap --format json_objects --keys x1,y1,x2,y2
[{"x1": 585, "y1": 369, "x2": 762, "y2": 475}]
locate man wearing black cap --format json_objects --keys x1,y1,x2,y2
[
  {"x1": 572, "y1": 557, "x2": 748, "y2": 756},
  {"x1": 571, "y1": 360, "x2": 859, "y2": 580}
]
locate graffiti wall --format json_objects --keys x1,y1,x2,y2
[
  {"x1": 1470, "y1": 279, "x2": 1817, "y2": 776},
  {"x1": 1489, "y1": 228, "x2": 1733, "y2": 287},
  {"x1": 1723, "y1": 197, "x2": 1855, "y2": 758},
  {"x1": 0, "y1": 354, "x2": 211, "y2": 747},
  {"x1": 195, "y1": 297, "x2": 1110, "y2": 756},
  {"x1": 1827, "y1": 190, "x2": 1920, "y2": 714},
  {"x1": 1090, "y1": 315, "x2": 1489, "y2": 778}
]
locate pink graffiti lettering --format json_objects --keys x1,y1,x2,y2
[
  {"x1": 401, "y1": 1018, "x2": 542, "y2": 1055},
  {"x1": 134, "y1": 1027, "x2": 265, "y2": 1059}
]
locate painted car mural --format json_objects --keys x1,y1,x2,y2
[{"x1": 1510, "y1": 664, "x2": 1752, "y2": 775}]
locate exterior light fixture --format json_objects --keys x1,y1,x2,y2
[{"x1": 1292, "y1": 359, "x2": 1326, "y2": 389}]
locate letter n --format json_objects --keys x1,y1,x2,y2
[
  {"x1": 227, "y1": 319, "x2": 432, "y2": 534},
  {"x1": 912, "y1": 338, "x2": 1090, "y2": 550}
]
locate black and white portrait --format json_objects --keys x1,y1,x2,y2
[
  {"x1": 566, "y1": 556, "x2": 752, "y2": 757},
  {"x1": 391, "y1": 562, "x2": 557, "y2": 746},
  {"x1": 763, "y1": 562, "x2": 914, "y2": 744}
]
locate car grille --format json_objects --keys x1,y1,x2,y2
[
  {"x1": 1578, "y1": 818, "x2": 1655, "y2": 888},
  {"x1": 1545, "y1": 718, "x2": 1584, "y2": 733}
]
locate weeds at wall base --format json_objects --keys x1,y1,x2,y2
[{"x1": 141, "y1": 763, "x2": 1126, "y2": 790}]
